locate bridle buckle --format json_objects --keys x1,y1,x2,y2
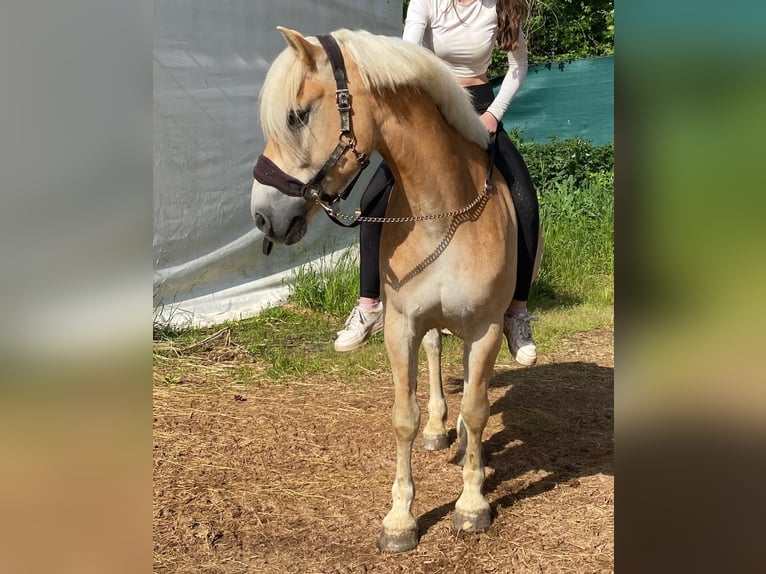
[{"x1": 335, "y1": 89, "x2": 351, "y2": 111}]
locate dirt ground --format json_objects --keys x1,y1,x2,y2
[{"x1": 154, "y1": 325, "x2": 613, "y2": 573}]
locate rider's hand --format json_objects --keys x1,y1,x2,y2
[{"x1": 479, "y1": 112, "x2": 498, "y2": 134}]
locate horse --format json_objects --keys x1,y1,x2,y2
[{"x1": 251, "y1": 27, "x2": 537, "y2": 553}]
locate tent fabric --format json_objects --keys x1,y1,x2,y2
[{"x1": 153, "y1": 1, "x2": 401, "y2": 327}]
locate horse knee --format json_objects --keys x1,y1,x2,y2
[{"x1": 392, "y1": 399, "x2": 420, "y2": 441}]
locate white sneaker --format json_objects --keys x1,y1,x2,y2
[
  {"x1": 504, "y1": 312, "x2": 538, "y2": 366},
  {"x1": 334, "y1": 303, "x2": 385, "y2": 352}
]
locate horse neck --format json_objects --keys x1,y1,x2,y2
[{"x1": 372, "y1": 87, "x2": 488, "y2": 215}]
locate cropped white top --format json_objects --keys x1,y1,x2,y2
[{"x1": 402, "y1": 0, "x2": 528, "y2": 121}]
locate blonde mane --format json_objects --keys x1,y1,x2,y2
[{"x1": 259, "y1": 28, "x2": 490, "y2": 150}]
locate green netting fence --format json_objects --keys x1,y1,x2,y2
[{"x1": 493, "y1": 56, "x2": 614, "y2": 145}]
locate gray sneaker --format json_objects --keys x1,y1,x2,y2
[
  {"x1": 334, "y1": 303, "x2": 385, "y2": 352},
  {"x1": 504, "y1": 312, "x2": 538, "y2": 366}
]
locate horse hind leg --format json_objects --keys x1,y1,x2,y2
[
  {"x1": 453, "y1": 322, "x2": 503, "y2": 533},
  {"x1": 421, "y1": 328, "x2": 449, "y2": 451}
]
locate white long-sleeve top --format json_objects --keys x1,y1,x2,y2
[{"x1": 402, "y1": 0, "x2": 528, "y2": 121}]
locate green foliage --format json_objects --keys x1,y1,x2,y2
[
  {"x1": 508, "y1": 131, "x2": 614, "y2": 190},
  {"x1": 287, "y1": 247, "x2": 360, "y2": 315},
  {"x1": 526, "y1": 0, "x2": 614, "y2": 63},
  {"x1": 533, "y1": 170, "x2": 614, "y2": 306},
  {"x1": 489, "y1": 0, "x2": 615, "y2": 78},
  {"x1": 511, "y1": 135, "x2": 614, "y2": 305},
  {"x1": 153, "y1": 306, "x2": 204, "y2": 343},
  {"x1": 227, "y1": 306, "x2": 389, "y2": 381}
]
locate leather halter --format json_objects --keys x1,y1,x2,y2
[{"x1": 252, "y1": 34, "x2": 370, "y2": 212}]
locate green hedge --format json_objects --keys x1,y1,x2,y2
[{"x1": 508, "y1": 130, "x2": 614, "y2": 191}]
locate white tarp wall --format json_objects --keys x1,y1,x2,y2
[{"x1": 154, "y1": 1, "x2": 401, "y2": 327}]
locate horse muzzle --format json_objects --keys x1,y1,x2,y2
[{"x1": 250, "y1": 180, "x2": 311, "y2": 246}]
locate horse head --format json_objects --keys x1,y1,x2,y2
[{"x1": 250, "y1": 27, "x2": 375, "y2": 245}]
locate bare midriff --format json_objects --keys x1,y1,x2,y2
[{"x1": 458, "y1": 75, "x2": 488, "y2": 87}]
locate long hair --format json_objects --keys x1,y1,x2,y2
[{"x1": 495, "y1": 0, "x2": 528, "y2": 51}]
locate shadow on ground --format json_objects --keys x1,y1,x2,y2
[{"x1": 417, "y1": 360, "x2": 613, "y2": 536}]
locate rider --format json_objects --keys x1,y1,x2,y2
[{"x1": 334, "y1": 0, "x2": 540, "y2": 367}]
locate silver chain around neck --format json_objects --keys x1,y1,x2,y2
[{"x1": 320, "y1": 181, "x2": 494, "y2": 224}]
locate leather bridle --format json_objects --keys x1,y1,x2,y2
[{"x1": 252, "y1": 34, "x2": 371, "y2": 217}]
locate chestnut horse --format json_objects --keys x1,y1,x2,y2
[{"x1": 251, "y1": 27, "x2": 535, "y2": 552}]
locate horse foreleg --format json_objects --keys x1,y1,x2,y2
[
  {"x1": 453, "y1": 322, "x2": 502, "y2": 533},
  {"x1": 421, "y1": 328, "x2": 449, "y2": 451},
  {"x1": 378, "y1": 321, "x2": 421, "y2": 552}
]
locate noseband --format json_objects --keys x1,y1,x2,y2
[{"x1": 253, "y1": 34, "x2": 370, "y2": 214}]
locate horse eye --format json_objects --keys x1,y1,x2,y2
[{"x1": 287, "y1": 108, "x2": 310, "y2": 129}]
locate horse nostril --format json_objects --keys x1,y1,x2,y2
[{"x1": 253, "y1": 212, "x2": 269, "y2": 233}]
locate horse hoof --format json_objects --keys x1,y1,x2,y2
[
  {"x1": 452, "y1": 508, "x2": 491, "y2": 533},
  {"x1": 422, "y1": 433, "x2": 450, "y2": 451},
  {"x1": 378, "y1": 527, "x2": 418, "y2": 553}
]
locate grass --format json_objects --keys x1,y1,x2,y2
[
  {"x1": 152, "y1": 304, "x2": 392, "y2": 383},
  {"x1": 154, "y1": 141, "x2": 614, "y2": 383},
  {"x1": 533, "y1": 171, "x2": 614, "y2": 309},
  {"x1": 287, "y1": 246, "x2": 360, "y2": 316}
]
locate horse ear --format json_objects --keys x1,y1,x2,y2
[{"x1": 276, "y1": 26, "x2": 319, "y2": 69}]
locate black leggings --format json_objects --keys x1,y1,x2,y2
[{"x1": 359, "y1": 83, "x2": 539, "y2": 302}]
